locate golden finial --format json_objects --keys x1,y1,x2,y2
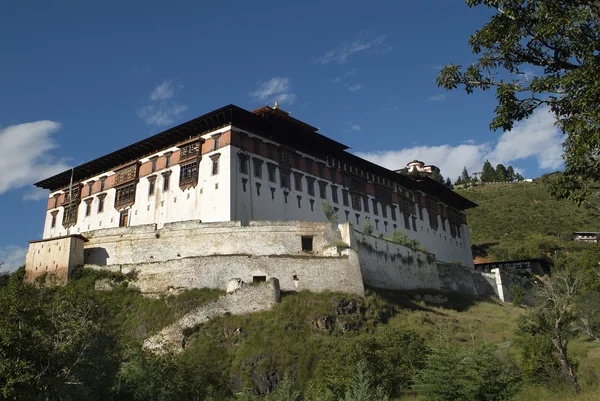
[{"x1": 273, "y1": 100, "x2": 279, "y2": 110}]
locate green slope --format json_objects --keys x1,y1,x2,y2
[{"x1": 456, "y1": 180, "x2": 600, "y2": 261}]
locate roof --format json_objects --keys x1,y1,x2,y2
[
  {"x1": 474, "y1": 258, "x2": 545, "y2": 265},
  {"x1": 34, "y1": 103, "x2": 477, "y2": 211},
  {"x1": 414, "y1": 178, "x2": 478, "y2": 210}
]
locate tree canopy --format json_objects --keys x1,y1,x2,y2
[{"x1": 437, "y1": 0, "x2": 600, "y2": 204}]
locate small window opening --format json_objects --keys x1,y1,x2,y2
[
  {"x1": 253, "y1": 275, "x2": 266, "y2": 284},
  {"x1": 301, "y1": 236, "x2": 314, "y2": 252}
]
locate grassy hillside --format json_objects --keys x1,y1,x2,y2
[{"x1": 456, "y1": 179, "x2": 600, "y2": 262}]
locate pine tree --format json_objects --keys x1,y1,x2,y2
[
  {"x1": 460, "y1": 167, "x2": 470, "y2": 184},
  {"x1": 342, "y1": 360, "x2": 390, "y2": 401},
  {"x1": 431, "y1": 169, "x2": 445, "y2": 184},
  {"x1": 507, "y1": 166, "x2": 515, "y2": 182},
  {"x1": 481, "y1": 160, "x2": 496, "y2": 182},
  {"x1": 445, "y1": 177, "x2": 453, "y2": 189},
  {"x1": 455, "y1": 176, "x2": 464, "y2": 186},
  {"x1": 495, "y1": 164, "x2": 509, "y2": 182}
]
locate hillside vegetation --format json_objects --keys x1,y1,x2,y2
[{"x1": 456, "y1": 175, "x2": 600, "y2": 262}]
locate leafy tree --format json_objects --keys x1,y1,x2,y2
[
  {"x1": 416, "y1": 343, "x2": 522, "y2": 401},
  {"x1": 322, "y1": 201, "x2": 338, "y2": 226},
  {"x1": 518, "y1": 270, "x2": 583, "y2": 392},
  {"x1": 496, "y1": 164, "x2": 509, "y2": 182},
  {"x1": 507, "y1": 166, "x2": 516, "y2": 182},
  {"x1": 509, "y1": 284, "x2": 525, "y2": 307},
  {"x1": 481, "y1": 160, "x2": 496, "y2": 183},
  {"x1": 0, "y1": 273, "x2": 121, "y2": 400},
  {"x1": 390, "y1": 230, "x2": 427, "y2": 252},
  {"x1": 437, "y1": 0, "x2": 600, "y2": 204},
  {"x1": 363, "y1": 218, "x2": 374, "y2": 235},
  {"x1": 576, "y1": 290, "x2": 600, "y2": 343},
  {"x1": 460, "y1": 166, "x2": 471, "y2": 185},
  {"x1": 514, "y1": 172, "x2": 524, "y2": 181}
]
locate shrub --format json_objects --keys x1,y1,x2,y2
[
  {"x1": 509, "y1": 284, "x2": 525, "y2": 307},
  {"x1": 363, "y1": 218, "x2": 374, "y2": 235},
  {"x1": 416, "y1": 343, "x2": 522, "y2": 401},
  {"x1": 389, "y1": 230, "x2": 427, "y2": 252}
]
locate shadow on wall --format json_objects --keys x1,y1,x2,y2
[{"x1": 85, "y1": 248, "x2": 109, "y2": 265}]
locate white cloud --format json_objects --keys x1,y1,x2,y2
[
  {"x1": 250, "y1": 77, "x2": 297, "y2": 104},
  {"x1": 137, "y1": 104, "x2": 188, "y2": 127},
  {"x1": 351, "y1": 125, "x2": 361, "y2": 131},
  {"x1": 150, "y1": 80, "x2": 175, "y2": 101},
  {"x1": 347, "y1": 84, "x2": 364, "y2": 92},
  {"x1": 138, "y1": 80, "x2": 187, "y2": 127},
  {"x1": 427, "y1": 94, "x2": 446, "y2": 102},
  {"x1": 0, "y1": 245, "x2": 27, "y2": 272},
  {"x1": 0, "y1": 121, "x2": 70, "y2": 197},
  {"x1": 317, "y1": 34, "x2": 388, "y2": 64},
  {"x1": 355, "y1": 107, "x2": 563, "y2": 181}
]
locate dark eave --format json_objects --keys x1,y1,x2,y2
[
  {"x1": 415, "y1": 178, "x2": 478, "y2": 210},
  {"x1": 35, "y1": 105, "x2": 237, "y2": 191}
]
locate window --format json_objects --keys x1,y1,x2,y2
[
  {"x1": 331, "y1": 186, "x2": 339, "y2": 204},
  {"x1": 165, "y1": 152, "x2": 172, "y2": 167},
  {"x1": 305, "y1": 158, "x2": 313, "y2": 174},
  {"x1": 84, "y1": 198, "x2": 92, "y2": 217},
  {"x1": 212, "y1": 134, "x2": 221, "y2": 150},
  {"x1": 294, "y1": 172, "x2": 303, "y2": 192},
  {"x1": 210, "y1": 154, "x2": 221, "y2": 175},
  {"x1": 372, "y1": 199, "x2": 379, "y2": 215},
  {"x1": 297, "y1": 195, "x2": 302, "y2": 208},
  {"x1": 162, "y1": 171, "x2": 171, "y2": 191},
  {"x1": 180, "y1": 141, "x2": 200, "y2": 161},
  {"x1": 382, "y1": 204, "x2": 388, "y2": 218},
  {"x1": 239, "y1": 153, "x2": 249, "y2": 174},
  {"x1": 267, "y1": 163, "x2": 277, "y2": 182},
  {"x1": 97, "y1": 194, "x2": 106, "y2": 213},
  {"x1": 391, "y1": 206, "x2": 397, "y2": 221},
  {"x1": 62, "y1": 204, "x2": 78, "y2": 226},
  {"x1": 363, "y1": 196, "x2": 369, "y2": 213},
  {"x1": 342, "y1": 189, "x2": 349, "y2": 207},
  {"x1": 253, "y1": 158, "x2": 263, "y2": 178},
  {"x1": 52, "y1": 194, "x2": 60, "y2": 208},
  {"x1": 280, "y1": 171, "x2": 290, "y2": 189},
  {"x1": 280, "y1": 149, "x2": 293, "y2": 167},
  {"x1": 145, "y1": 175, "x2": 155, "y2": 195},
  {"x1": 318, "y1": 163, "x2": 325, "y2": 178},
  {"x1": 310, "y1": 199, "x2": 315, "y2": 211},
  {"x1": 301, "y1": 236, "x2": 313, "y2": 252},
  {"x1": 306, "y1": 177, "x2": 315, "y2": 196},
  {"x1": 256, "y1": 182, "x2": 261, "y2": 196},
  {"x1": 179, "y1": 161, "x2": 198, "y2": 187},
  {"x1": 115, "y1": 183, "x2": 136, "y2": 208},
  {"x1": 99, "y1": 176, "x2": 106, "y2": 192},
  {"x1": 50, "y1": 211, "x2": 58, "y2": 228},
  {"x1": 351, "y1": 193, "x2": 362, "y2": 211},
  {"x1": 253, "y1": 138, "x2": 261, "y2": 154},
  {"x1": 318, "y1": 181, "x2": 327, "y2": 199},
  {"x1": 119, "y1": 210, "x2": 129, "y2": 227},
  {"x1": 150, "y1": 157, "x2": 158, "y2": 173},
  {"x1": 115, "y1": 164, "x2": 138, "y2": 186},
  {"x1": 87, "y1": 181, "x2": 94, "y2": 197}
]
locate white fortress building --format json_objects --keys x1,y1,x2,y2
[{"x1": 23, "y1": 104, "x2": 506, "y2": 300}]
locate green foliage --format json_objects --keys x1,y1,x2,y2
[
  {"x1": 509, "y1": 284, "x2": 525, "y2": 307},
  {"x1": 461, "y1": 166, "x2": 471, "y2": 184},
  {"x1": 322, "y1": 201, "x2": 338, "y2": 225},
  {"x1": 389, "y1": 230, "x2": 427, "y2": 252},
  {"x1": 340, "y1": 359, "x2": 390, "y2": 401},
  {"x1": 0, "y1": 271, "x2": 120, "y2": 400},
  {"x1": 270, "y1": 376, "x2": 302, "y2": 401},
  {"x1": 363, "y1": 218, "x2": 374, "y2": 235},
  {"x1": 416, "y1": 343, "x2": 522, "y2": 401},
  {"x1": 481, "y1": 160, "x2": 495, "y2": 183},
  {"x1": 308, "y1": 328, "x2": 428, "y2": 399},
  {"x1": 438, "y1": 0, "x2": 600, "y2": 203},
  {"x1": 576, "y1": 290, "x2": 600, "y2": 342}
]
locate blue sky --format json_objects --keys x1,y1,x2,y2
[{"x1": 0, "y1": 1, "x2": 564, "y2": 270}]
